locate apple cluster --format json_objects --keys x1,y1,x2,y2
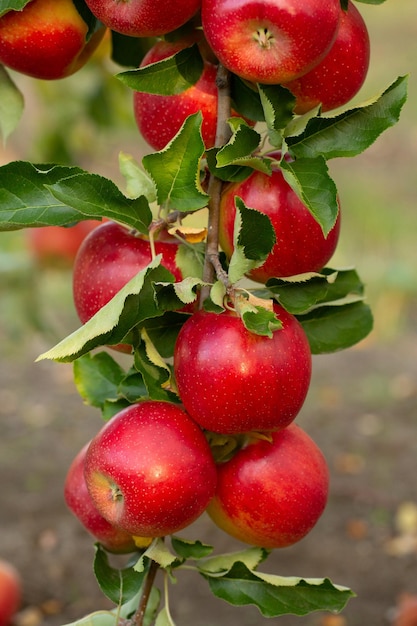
[{"x1": 8, "y1": 0, "x2": 367, "y2": 554}]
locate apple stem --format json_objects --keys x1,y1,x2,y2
[
  {"x1": 127, "y1": 558, "x2": 159, "y2": 626},
  {"x1": 200, "y1": 64, "x2": 233, "y2": 306}
]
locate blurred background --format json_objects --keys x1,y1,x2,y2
[{"x1": 1, "y1": 2, "x2": 416, "y2": 625}]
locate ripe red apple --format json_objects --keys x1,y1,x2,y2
[
  {"x1": 64, "y1": 442, "x2": 137, "y2": 553},
  {"x1": 84, "y1": 400, "x2": 217, "y2": 537},
  {"x1": 284, "y1": 1, "x2": 370, "y2": 115},
  {"x1": 173, "y1": 304, "x2": 311, "y2": 435},
  {"x1": 27, "y1": 221, "x2": 102, "y2": 268},
  {"x1": 72, "y1": 220, "x2": 185, "y2": 326},
  {"x1": 0, "y1": 560, "x2": 21, "y2": 626},
  {"x1": 219, "y1": 162, "x2": 341, "y2": 282},
  {"x1": 133, "y1": 37, "x2": 251, "y2": 151},
  {"x1": 201, "y1": 0, "x2": 341, "y2": 85},
  {"x1": 83, "y1": 0, "x2": 200, "y2": 37},
  {"x1": 0, "y1": 0, "x2": 106, "y2": 80},
  {"x1": 207, "y1": 423, "x2": 329, "y2": 548}
]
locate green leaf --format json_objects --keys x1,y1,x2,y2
[
  {"x1": 299, "y1": 301, "x2": 373, "y2": 354},
  {"x1": 267, "y1": 267, "x2": 365, "y2": 314},
  {"x1": 36, "y1": 260, "x2": 173, "y2": 362},
  {"x1": 240, "y1": 304, "x2": 282, "y2": 338},
  {"x1": 171, "y1": 537, "x2": 214, "y2": 560},
  {"x1": 155, "y1": 607, "x2": 176, "y2": 626},
  {"x1": 73, "y1": 352, "x2": 126, "y2": 408},
  {"x1": 287, "y1": 76, "x2": 408, "y2": 160},
  {"x1": 280, "y1": 156, "x2": 338, "y2": 236},
  {"x1": 230, "y1": 75, "x2": 265, "y2": 122},
  {"x1": 0, "y1": 0, "x2": 31, "y2": 17},
  {"x1": 175, "y1": 241, "x2": 205, "y2": 279},
  {"x1": 136, "y1": 538, "x2": 180, "y2": 571},
  {"x1": 117, "y1": 367, "x2": 148, "y2": 404},
  {"x1": 201, "y1": 561, "x2": 354, "y2": 617},
  {"x1": 216, "y1": 122, "x2": 262, "y2": 168},
  {"x1": 48, "y1": 172, "x2": 152, "y2": 235},
  {"x1": 0, "y1": 66, "x2": 24, "y2": 142},
  {"x1": 142, "y1": 112, "x2": 208, "y2": 212},
  {"x1": 59, "y1": 589, "x2": 145, "y2": 625},
  {"x1": 0, "y1": 161, "x2": 152, "y2": 233},
  {"x1": 258, "y1": 83, "x2": 296, "y2": 146},
  {"x1": 117, "y1": 44, "x2": 203, "y2": 95},
  {"x1": 133, "y1": 330, "x2": 178, "y2": 402},
  {"x1": 93, "y1": 545, "x2": 148, "y2": 606},
  {"x1": 110, "y1": 31, "x2": 156, "y2": 68},
  {"x1": 119, "y1": 152, "x2": 156, "y2": 201},
  {"x1": 141, "y1": 312, "x2": 189, "y2": 358},
  {"x1": 198, "y1": 548, "x2": 268, "y2": 575},
  {"x1": 228, "y1": 197, "x2": 276, "y2": 284}
]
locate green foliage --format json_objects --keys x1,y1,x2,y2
[
  {"x1": 0, "y1": 66, "x2": 23, "y2": 142},
  {"x1": 117, "y1": 44, "x2": 204, "y2": 94},
  {"x1": 0, "y1": 0, "x2": 31, "y2": 17}
]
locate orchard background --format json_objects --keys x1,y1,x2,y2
[{"x1": 0, "y1": 1, "x2": 416, "y2": 626}]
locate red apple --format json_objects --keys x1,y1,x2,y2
[
  {"x1": 0, "y1": 560, "x2": 21, "y2": 626},
  {"x1": 173, "y1": 304, "x2": 311, "y2": 435},
  {"x1": 83, "y1": 0, "x2": 200, "y2": 37},
  {"x1": 219, "y1": 162, "x2": 341, "y2": 282},
  {"x1": 284, "y1": 1, "x2": 371, "y2": 115},
  {"x1": 133, "y1": 37, "x2": 252, "y2": 151},
  {"x1": 72, "y1": 220, "x2": 185, "y2": 326},
  {"x1": 201, "y1": 0, "x2": 341, "y2": 85},
  {"x1": 64, "y1": 442, "x2": 137, "y2": 553},
  {"x1": 0, "y1": 0, "x2": 106, "y2": 80},
  {"x1": 27, "y1": 221, "x2": 102, "y2": 268},
  {"x1": 84, "y1": 400, "x2": 217, "y2": 537},
  {"x1": 207, "y1": 423, "x2": 329, "y2": 548}
]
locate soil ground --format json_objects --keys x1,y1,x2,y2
[{"x1": 1, "y1": 269, "x2": 416, "y2": 626}]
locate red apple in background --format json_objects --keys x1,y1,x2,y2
[
  {"x1": 0, "y1": 0, "x2": 106, "y2": 80},
  {"x1": 84, "y1": 400, "x2": 217, "y2": 537},
  {"x1": 133, "y1": 37, "x2": 252, "y2": 151},
  {"x1": 201, "y1": 0, "x2": 341, "y2": 85},
  {"x1": 219, "y1": 161, "x2": 341, "y2": 282},
  {"x1": 284, "y1": 1, "x2": 371, "y2": 114},
  {"x1": 173, "y1": 304, "x2": 311, "y2": 435},
  {"x1": 207, "y1": 423, "x2": 329, "y2": 548},
  {"x1": 83, "y1": 0, "x2": 200, "y2": 37},
  {"x1": 64, "y1": 442, "x2": 137, "y2": 553},
  {"x1": 27, "y1": 221, "x2": 102, "y2": 268},
  {"x1": 72, "y1": 220, "x2": 185, "y2": 326},
  {"x1": 0, "y1": 559, "x2": 21, "y2": 626}
]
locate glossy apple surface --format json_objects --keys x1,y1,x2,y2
[
  {"x1": 27, "y1": 221, "x2": 102, "y2": 268},
  {"x1": 84, "y1": 400, "x2": 217, "y2": 537},
  {"x1": 72, "y1": 220, "x2": 183, "y2": 325},
  {"x1": 219, "y1": 163, "x2": 341, "y2": 282},
  {"x1": 0, "y1": 0, "x2": 106, "y2": 80},
  {"x1": 133, "y1": 37, "x2": 251, "y2": 151},
  {"x1": 201, "y1": 0, "x2": 341, "y2": 84},
  {"x1": 84, "y1": 0, "x2": 200, "y2": 37},
  {"x1": 207, "y1": 423, "x2": 329, "y2": 548},
  {"x1": 174, "y1": 305, "x2": 311, "y2": 434},
  {"x1": 64, "y1": 442, "x2": 137, "y2": 553},
  {"x1": 284, "y1": 1, "x2": 370, "y2": 114},
  {"x1": 0, "y1": 560, "x2": 21, "y2": 626}
]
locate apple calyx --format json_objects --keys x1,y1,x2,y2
[{"x1": 253, "y1": 27, "x2": 275, "y2": 50}]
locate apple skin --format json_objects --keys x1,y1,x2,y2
[
  {"x1": 284, "y1": 1, "x2": 370, "y2": 115},
  {"x1": 64, "y1": 442, "x2": 138, "y2": 553},
  {"x1": 83, "y1": 0, "x2": 200, "y2": 37},
  {"x1": 72, "y1": 220, "x2": 184, "y2": 326},
  {"x1": 201, "y1": 0, "x2": 341, "y2": 85},
  {"x1": 84, "y1": 400, "x2": 217, "y2": 537},
  {"x1": 0, "y1": 560, "x2": 21, "y2": 626},
  {"x1": 0, "y1": 0, "x2": 106, "y2": 80},
  {"x1": 27, "y1": 221, "x2": 102, "y2": 268},
  {"x1": 133, "y1": 37, "x2": 251, "y2": 151},
  {"x1": 207, "y1": 423, "x2": 329, "y2": 548},
  {"x1": 173, "y1": 305, "x2": 311, "y2": 435},
  {"x1": 219, "y1": 163, "x2": 341, "y2": 282}
]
